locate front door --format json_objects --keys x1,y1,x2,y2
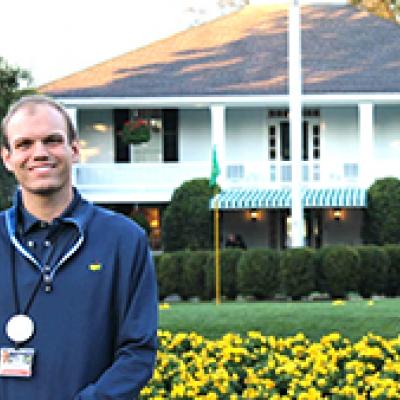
[
  {"x1": 269, "y1": 121, "x2": 320, "y2": 163},
  {"x1": 268, "y1": 118, "x2": 321, "y2": 182}
]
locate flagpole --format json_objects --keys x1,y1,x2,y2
[
  {"x1": 210, "y1": 144, "x2": 221, "y2": 306},
  {"x1": 214, "y1": 187, "x2": 221, "y2": 305}
]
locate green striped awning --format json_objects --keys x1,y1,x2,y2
[
  {"x1": 302, "y1": 188, "x2": 366, "y2": 208},
  {"x1": 211, "y1": 188, "x2": 366, "y2": 209}
]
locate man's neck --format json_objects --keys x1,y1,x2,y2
[{"x1": 21, "y1": 187, "x2": 73, "y2": 223}]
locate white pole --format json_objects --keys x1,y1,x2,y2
[
  {"x1": 65, "y1": 107, "x2": 78, "y2": 131},
  {"x1": 358, "y1": 103, "x2": 374, "y2": 189},
  {"x1": 289, "y1": 0, "x2": 304, "y2": 247}
]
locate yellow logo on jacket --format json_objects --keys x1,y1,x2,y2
[{"x1": 88, "y1": 263, "x2": 102, "y2": 271}]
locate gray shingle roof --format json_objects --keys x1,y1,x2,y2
[{"x1": 41, "y1": 4, "x2": 400, "y2": 98}]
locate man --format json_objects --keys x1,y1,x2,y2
[
  {"x1": 0, "y1": 95, "x2": 158, "y2": 399},
  {"x1": 225, "y1": 233, "x2": 246, "y2": 250}
]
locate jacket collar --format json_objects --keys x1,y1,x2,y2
[
  {"x1": 18, "y1": 188, "x2": 81, "y2": 235},
  {"x1": 6, "y1": 187, "x2": 95, "y2": 240}
]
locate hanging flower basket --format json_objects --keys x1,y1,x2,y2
[{"x1": 121, "y1": 118, "x2": 151, "y2": 145}]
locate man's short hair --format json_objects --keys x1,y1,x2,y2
[{"x1": 1, "y1": 95, "x2": 77, "y2": 149}]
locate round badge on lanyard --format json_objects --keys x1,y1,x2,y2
[{"x1": 6, "y1": 314, "x2": 35, "y2": 344}]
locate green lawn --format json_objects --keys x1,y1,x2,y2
[{"x1": 159, "y1": 299, "x2": 400, "y2": 341}]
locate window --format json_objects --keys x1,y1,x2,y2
[
  {"x1": 280, "y1": 122, "x2": 290, "y2": 161},
  {"x1": 268, "y1": 126, "x2": 276, "y2": 160},
  {"x1": 302, "y1": 121, "x2": 309, "y2": 161},
  {"x1": 268, "y1": 108, "x2": 320, "y2": 118},
  {"x1": 312, "y1": 125, "x2": 320, "y2": 160},
  {"x1": 130, "y1": 109, "x2": 163, "y2": 162}
]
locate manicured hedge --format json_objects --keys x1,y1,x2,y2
[
  {"x1": 155, "y1": 245, "x2": 400, "y2": 301},
  {"x1": 280, "y1": 248, "x2": 316, "y2": 300},
  {"x1": 181, "y1": 250, "x2": 209, "y2": 299},
  {"x1": 383, "y1": 244, "x2": 400, "y2": 296},
  {"x1": 205, "y1": 249, "x2": 243, "y2": 300},
  {"x1": 156, "y1": 251, "x2": 187, "y2": 299},
  {"x1": 317, "y1": 245, "x2": 360, "y2": 298},
  {"x1": 235, "y1": 248, "x2": 280, "y2": 299},
  {"x1": 356, "y1": 245, "x2": 388, "y2": 298}
]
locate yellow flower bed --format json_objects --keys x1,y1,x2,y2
[{"x1": 140, "y1": 331, "x2": 400, "y2": 399}]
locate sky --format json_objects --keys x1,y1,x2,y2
[{"x1": 0, "y1": 0, "x2": 224, "y2": 86}]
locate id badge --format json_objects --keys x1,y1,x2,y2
[{"x1": 0, "y1": 347, "x2": 35, "y2": 377}]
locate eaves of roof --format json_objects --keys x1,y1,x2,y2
[{"x1": 56, "y1": 93, "x2": 400, "y2": 109}]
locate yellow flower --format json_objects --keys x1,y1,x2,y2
[
  {"x1": 159, "y1": 303, "x2": 170, "y2": 310},
  {"x1": 140, "y1": 387, "x2": 152, "y2": 395},
  {"x1": 332, "y1": 299, "x2": 345, "y2": 306},
  {"x1": 145, "y1": 330, "x2": 400, "y2": 399},
  {"x1": 171, "y1": 383, "x2": 185, "y2": 398}
]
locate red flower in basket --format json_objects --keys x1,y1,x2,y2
[{"x1": 121, "y1": 118, "x2": 151, "y2": 145}]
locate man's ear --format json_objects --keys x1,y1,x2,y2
[
  {"x1": 71, "y1": 140, "x2": 80, "y2": 164},
  {"x1": 1, "y1": 147, "x2": 14, "y2": 173}
]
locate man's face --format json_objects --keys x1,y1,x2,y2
[{"x1": 1, "y1": 103, "x2": 79, "y2": 197}]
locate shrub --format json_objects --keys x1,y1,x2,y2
[
  {"x1": 152, "y1": 253, "x2": 162, "y2": 270},
  {"x1": 161, "y1": 178, "x2": 215, "y2": 251},
  {"x1": 280, "y1": 248, "x2": 316, "y2": 299},
  {"x1": 205, "y1": 249, "x2": 244, "y2": 300},
  {"x1": 181, "y1": 250, "x2": 210, "y2": 300},
  {"x1": 237, "y1": 249, "x2": 280, "y2": 299},
  {"x1": 318, "y1": 245, "x2": 360, "y2": 298},
  {"x1": 130, "y1": 212, "x2": 151, "y2": 235},
  {"x1": 356, "y1": 245, "x2": 389, "y2": 298},
  {"x1": 0, "y1": 163, "x2": 15, "y2": 211},
  {"x1": 362, "y1": 177, "x2": 400, "y2": 244},
  {"x1": 0, "y1": 57, "x2": 32, "y2": 211},
  {"x1": 383, "y1": 245, "x2": 400, "y2": 296},
  {"x1": 157, "y1": 251, "x2": 187, "y2": 300}
]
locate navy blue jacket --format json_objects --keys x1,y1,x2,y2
[{"x1": 0, "y1": 191, "x2": 158, "y2": 399}]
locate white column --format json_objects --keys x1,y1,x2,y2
[
  {"x1": 289, "y1": 0, "x2": 304, "y2": 247},
  {"x1": 210, "y1": 105, "x2": 226, "y2": 187},
  {"x1": 65, "y1": 107, "x2": 79, "y2": 185},
  {"x1": 65, "y1": 107, "x2": 78, "y2": 133},
  {"x1": 358, "y1": 103, "x2": 374, "y2": 188}
]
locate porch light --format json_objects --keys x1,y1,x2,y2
[
  {"x1": 92, "y1": 123, "x2": 109, "y2": 132},
  {"x1": 150, "y1": 218, "x2": 159, "y2": 229},
  {"x1": 250, "y1": 209, "x2": 261, "y2": 221},
  {"x1": 333, "y1": 208, "x2": 343, "y2": 221}
]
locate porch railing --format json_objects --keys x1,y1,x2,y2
[
  {"x1": 225, "y1": 160, "x2": 361, "y2": 187},
  {"x1": 73, "y1": 158, "x2": 388, "y2": 202},
  {"x1": 73, "y1": 162, "x2": 210, "y2": 202}
]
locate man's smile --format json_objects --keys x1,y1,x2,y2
[{"x1": 28, "y1": 163, "x2": 56, "y2": 171}]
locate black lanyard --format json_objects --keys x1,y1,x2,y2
[
  {"x1": 8, "y1": 243, "x2": 42, "y2": 348},
  {"x1": 8, "y1": 227, "x2": 61, "y2": 345},
  {"x1": 10, "y1": 242, "x2": 43, "y2": 319}
]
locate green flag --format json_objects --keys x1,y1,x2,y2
[{"x1": 209, "y1": 145, "x2": 220, "y2": 188}]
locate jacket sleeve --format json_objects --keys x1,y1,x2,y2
[{"x1": 74, "y1": 229, "x2": 158, "y2": 400}]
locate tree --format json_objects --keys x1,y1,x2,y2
[
  {"x1": 0, "y1": 57, "x2": 34, "y2": 210},
  {"x1": 391, "y1": 0, "x2": 400, "y2": 21},
  {"x1": 161, "y1": 178, "x2": 215, "y2": 251},
  {"x1": 351, "y1": 0, "x2": 399, "y2": 23},
  {"x1": 362, "y1": 177, "x2": 400, "y2": 244},
  {"x1": 185, "y1": 0, "x2": 249, "y2": 26}
]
